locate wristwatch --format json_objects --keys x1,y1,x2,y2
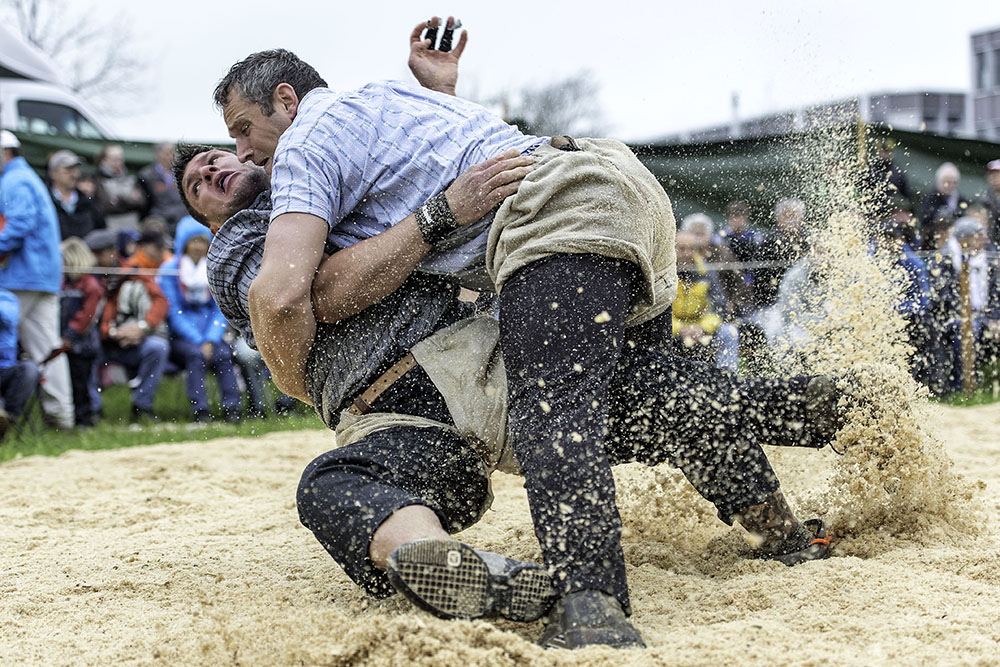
[{"x1": 137, "y1": 320, "x2": 149, "y2": 333}]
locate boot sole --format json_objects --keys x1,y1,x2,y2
[{"x1": 386, "y1": 540, "x2": 556, "y2": 622}]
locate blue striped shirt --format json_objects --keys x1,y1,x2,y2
[{"x1": 270, "y1": 81, "x2": 544, "y2": 282}]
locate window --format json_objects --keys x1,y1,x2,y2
[
  {"x1": 16, "y1": 100, "x2": 105, "y2": 140},
  {"x1": 994, "y1": 49, "x2": 1000, "y2": 88},
  {"x1": 975, "y1": 51, "x2": 987, "y2": 91}
]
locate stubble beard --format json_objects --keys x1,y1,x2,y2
[{"x1": 225, "y1": 167, "x2": 269, "y2": 218}]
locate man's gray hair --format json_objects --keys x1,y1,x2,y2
[
  {"x1": 774, "y1": 198, "x2": 806, "y2": 220},
  {"x1": 680, "y1": 213, "x2": 714, "y2": 235},
  {"x1": 213, "y1": 49, "x2": 328, "y2": 115},
  {"x1": 935, "y1": 162, "x2": 960, "y2": 186}
]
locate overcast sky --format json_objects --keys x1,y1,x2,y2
[{"x1": 89, "y1": 0, "x2": 1000, "y2": 144}]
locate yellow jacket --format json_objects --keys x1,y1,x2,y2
[{"x1": 672, "y1": 255, "x2": 723, "y2": 335}]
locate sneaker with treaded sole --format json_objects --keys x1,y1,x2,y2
[{"x1": 386, "y1": 539, "x2": 557, "y2": 622}]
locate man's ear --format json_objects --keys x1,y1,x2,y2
[{"x1": 273, "y1": 83, "x2": 300, "y2": 119}]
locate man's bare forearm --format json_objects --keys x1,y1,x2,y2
[
  {"x1": 249, "y1": 285, "x2": 314, "y2": 402},
  {"x1": 311, "y1": 215, "x2": 430, "y2": 323},
  {"x1": 250, "y1": 212, "x2": 329, "y2": 403}
]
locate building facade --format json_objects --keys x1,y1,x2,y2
[{"x1": 971, "y1": 26, "x2": 1000, "y2": 141}]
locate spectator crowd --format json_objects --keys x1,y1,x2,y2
[
  {"x1": 1, "y1": 127, "x2": 999, "y2": 440},
  {"x1": 0, "y1": 131, "x2": 294, "y2": 440},
  {"x1": 670, "y1": 139, "x2": 1000, "y2": 397}
]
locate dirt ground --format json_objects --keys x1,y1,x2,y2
[{"x1": 2, "y1": 397, "x2": 998, "y2": 666}]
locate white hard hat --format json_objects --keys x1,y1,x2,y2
[{"x1": 0, "y1": 130, "x2": 21, "y2": 149}]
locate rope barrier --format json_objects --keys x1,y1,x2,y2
[{"x1": 65, "y1": 250, "x2": 1000, "y2": 279}]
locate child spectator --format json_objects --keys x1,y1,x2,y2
[
  {"x1": 87, "y1": 228, "x2": 169, "y2": 422},
  {"x1": 681, "y1": 212, "x2": 750, "y2": 317},
  {"x1": 229, "y1": 328, "x2": 297, "y2": 418},
  {"x1": 0, "y1": 288, "x2": 40, "y2": 439},
  {"x1": 139, "y1": 215, "x2": 174, "y2": 253},
  {"x1": 116, "y1": 229, "x2": 139, "y2": 260},
  {"x1": 60, "y1": 238, "x2": 105, "y2": 427},
  {"x1": 671, "y1": 230, "x2": 740, "y2": 371},
  {"x1": 945, "y1": 217, "x2": 1000, "y2": 386},
  {"x1": 157, "y1": 218, "x2": 242, "y2": 423}
]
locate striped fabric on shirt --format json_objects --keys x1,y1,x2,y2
[{"x1": 269, "y1": 81, "x2": 545, "y2": 278}]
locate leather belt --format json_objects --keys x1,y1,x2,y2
[
  {"x1": 347, "y1": 353, "x2": 418, "y2": 416},
  {"x1": 549, "y1": 135, "x2": 581, "y2": 152}
]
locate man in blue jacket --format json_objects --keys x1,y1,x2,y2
[
  {"x1": 0, "y1": 130, "x2": 74, "y2": 429},
  {"x1": 157, "y1": 217, "x2": 242, "y2": 422}
]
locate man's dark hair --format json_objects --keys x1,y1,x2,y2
[
  {"x1": 213, "y1": 49, "x2": 327, "y2": 115},
  {"x1": 172, "y1": 143, "x2": 221, "y2": 224}
]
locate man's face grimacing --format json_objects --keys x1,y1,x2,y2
[
  {"x1": 222, "y1": 83, "x2": 300, "y2": 174},
  {"x1": 182, "y1": 149, "x2": 268, "y2": 232}
]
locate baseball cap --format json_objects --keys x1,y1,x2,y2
[
  {"x1": 0, "y1": 130, "x2": 20, "y2": 149},
  {"x1": 48, "y1": 149, "x2": 84, "y2": 172},
  {"x1": 987, "y1": 159, "x2": 1000, "y2": 172},
  {"x1": 84, "y1": 228, "x2": 118, "y2": 252}
]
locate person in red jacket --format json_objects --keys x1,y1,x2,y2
[
  {"x1": 85, "y1": 228, "x2": 169, "y2": 422},
  {"x1": 59, "y1": 237, "x2": 105, "y2": 427}
]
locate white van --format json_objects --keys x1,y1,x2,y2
[{"x1": 0, "y1": 23, "x2": 116, "y2": 140}]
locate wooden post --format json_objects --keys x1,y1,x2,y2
[
  {"x1": 959, "y1": 260, "x2": 976, "y2": 396},
  {"x1": 856, "y1": 116, "x2": 867, "y2": 167}
]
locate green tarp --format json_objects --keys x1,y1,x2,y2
[{"x1": 633, "y1": 125, "x2": 1000, "y2": 226}]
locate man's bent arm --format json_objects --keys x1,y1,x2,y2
[
  {"x1": 311, "y1": 215, "x2": 430, "y2": 323},
  {"x1": 310, "y1": 149, "x2": 532, "y2": 324},
  {"x1": 248, "y1": 212, "x2": 328, "y2": 402}
]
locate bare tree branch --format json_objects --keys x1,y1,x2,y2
[
  {"x1": 1, "y1": 0, "x2": 151, "y2": 116},
  {"x1": 488, "y1": 70, "x2": 606, "y2": 137}
]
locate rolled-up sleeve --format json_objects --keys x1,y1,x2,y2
[{"x1": 270, "y1": 144, "x2": 343, "y2": 228}]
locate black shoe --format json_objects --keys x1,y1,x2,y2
[
  {"x1": 767, "y1": 519, "x2": 832, "y2": 566},
  {"x1": 274, "y1": 396, "x2": 297, "y2": 416},
  {"x1": 130, "y1": 405, "x2": 159, "y2": 423},
  {"x1": 192, "y1": 409, "x2": 212, "y2": 423},
  {"x1": 0, "y1": 408, "x2": 10, "y2": 441},
  {"x1": 538, "y1": 590, "x2": 645, "y2": 650},
  {"x1": 77, "y1": 413, "x2": 101, "y2": 428},
  {"x1": 246, "y1": 406, "x2": 268, "y2": 420},
  {"x1": 386, "y1": 539, "x2": 557, "y2": 622},
  {"x1": 223, "y1": 408, "x2": 242, "y2": 424}
]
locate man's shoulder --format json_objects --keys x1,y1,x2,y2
[
  {"x1": 292, "y1": 80, "x2": 430, "y2": 127},
  {"x1": 1, "y1": 160, "x2": 43, "y2": 188}
]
